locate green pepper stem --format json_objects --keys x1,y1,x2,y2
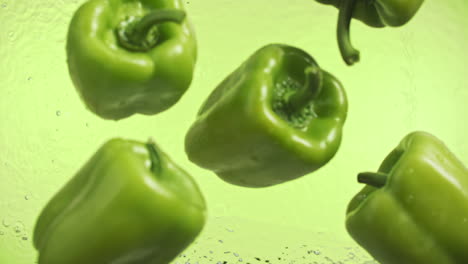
[
  {"x1": 337, "y1": 0, "x2": 360, "y2": 65},
  {"x1": 117, "y1": 9, "x2": 186, "y2": 52},
  {"x1": 357, "y1": 172, "x2": 387, "y2": 188},
  {"x1": 146, "y1": 139, "x2": 161, "y2": 175},
  {"x1": 287, "y1": 66, "x2": 323, "y2": 114}
]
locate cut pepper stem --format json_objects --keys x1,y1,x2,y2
[
  {"x1": 146, "y1": 139, "x2": 161, "y2": 175},
  {"x1": 117, "y1": 9, "x2": 186, "y2": 52},
  {"x1": 337, "y1": 0, "x2": 360, "y2": 65},
  {"x1": 287, "y1": 66, "x2": 323, "y2": 114},
  {"x1": 358, "y1": 172, "x2": 387, "y2": 188}
]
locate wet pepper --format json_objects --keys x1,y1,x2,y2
[
  {"x1": 316, "y1": 0, "x2": 424, "y2": 65},
  {"x1": 33, "y1": 139, "x2": 206, "y2": 264},
  {"x1": 346, "y1": 131, "x2": 468, "y2": 264},
  {"x1": 67, "y1": 0, "x2": 196, "y2": 120},
  {"x1": 185, "y1": 44, "x2": 347, "y2": 188}
]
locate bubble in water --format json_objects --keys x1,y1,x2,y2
[
  {"x1": 56, "y1": 110, "x2": 61, "y2": 116},
  {"x1": 313, "y1": 250, "x2": 321, "y2": 255},
  {"x1": 27, "y1": 77, "x2": 32, "y2": 81}
]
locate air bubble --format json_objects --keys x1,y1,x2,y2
[{"x1": 56, "y1": 110, "x2": 61, "y2": 116}]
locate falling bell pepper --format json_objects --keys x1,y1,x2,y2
[
  {"x1": 185, "y1": 44, "x2": 347, "y2": 188},
  {"x1": 33, "y1": 139, "x2": 206, "y2": 264},
  {"x1": 67, "y1": 0, "x2": 197, "y2": 120},
  {"x1": 346, "y1": 131, "x2": 468, "y2": 264},
  {"x1": 316, "y1": 0, "x2": 424, "y2": 65}
]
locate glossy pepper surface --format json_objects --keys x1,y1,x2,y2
[
  {"x1": 33, "y1": 139, "x2": 206, "y2": 264},
  {"x1": 346, "y1": 131, "x2": 468, "y2": 264},
  {"x1": 185, "y1": 44, "x2": 347, "y2": 188},
  {"x1": 316, "y1": 0, "x2": 424, "y2": 65},
  {"x1": 67, "y1": 0, "x2": 196, "y2": 120}
]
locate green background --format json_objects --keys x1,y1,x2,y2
[{"x1": 1, "y1": 0, "x2": 468, "y2": 263}]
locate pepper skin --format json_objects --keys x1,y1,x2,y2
[
  {"x1": 33, "y1": 139, "x2": 206, "y2": 264},
  {"x1": 316, "y1": 0, "x2": 424, "y2": 65},
  {"x1": 185, "y1": 44, "x2": 347, "y2": 188},
  {"x1": 346, "y1": 131, "x2": 468, "y2": 264},
  {"x1": 67, "y1": 0, "x2": 197, "y2": 120}
]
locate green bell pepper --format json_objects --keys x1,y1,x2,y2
[
  {"x1": 67, "y1": 0, "x2": 196, "y2": 120},
  {"x1": 316, "y1": 0, "x2": 424, "y2": 65},
  {"x1": 33, "y1": 139, "x2": 206, "y2": 264},
  {"x1": 346, "y1": 131, "x2": 468, "y2": 264},
  {"x1": 185, "y1": 44, "x2": 347, "y2": 188}
]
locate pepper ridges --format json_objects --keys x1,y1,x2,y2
[
  {"x1": 185, "y1": 44, "x2": 348, "y2": 187},
  {"x1": 346, "y1": 131, "x2": 468, "y2": 264},
  {"x1": 33, "y1": 138, "x2": 206, "y2": 264},
  {"x1": 67, "y1": 0, "x2": 197, "y2": 120}
]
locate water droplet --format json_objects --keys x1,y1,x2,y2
[
  {"x1": 27, "y1": 77, "x2": 32, "y2": 81},
  {"x1": 56, "y1": 110, "x2": 61, "y2": 116},
  {"x1": 13, "y1": 221, "x2": 25, "y2": 236},
  {"x1": 2, "y1": 219, "x2": 10, "y2": 227},
  {"x1": 313, "y1": 250, "x2": 321, "y2": 255},
  {"x1": 238, "y1": 258, "x2": 243, "y2": 262},
  {"x1": 218, "y1": 239, "x2": 223, "y2": 243},
  {"x1": 22, "y1": 236, "x2": 28, "y2": 240},
  {"x1": 233, "y1": 252, "x2": 239, "y2": 257},
  {"x1": 24, "y1": 195, "x2": 30, "y2": 200}
]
